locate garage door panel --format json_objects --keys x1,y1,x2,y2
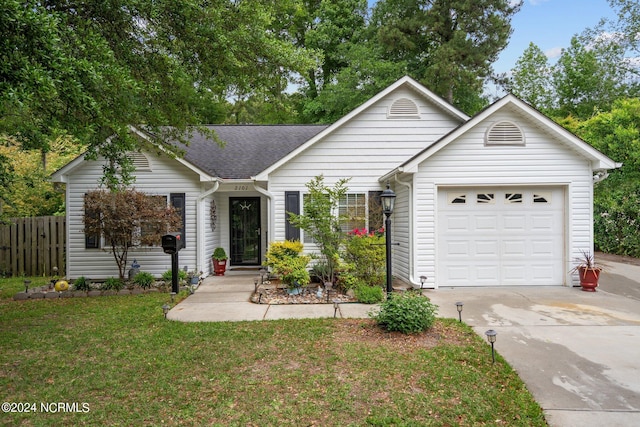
[
  {"x1": 438, "y1": 187, "x2": 564, "y2": 287},
  {"x1": 502, "y1": 240, "x2": 526, "y2": 257},
  {"x1": 476, "y1": 239, "x2": 499, "y2": 256},
  {"x1": 475, "y1": 215, "x2": 498, "y2": 231},
  {"x1": 503, "y1": 215, "x2": 527, "y2": 231}
]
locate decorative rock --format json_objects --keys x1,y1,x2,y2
[
  {"x1": 118, "y1": 289, "x2": 131, "y2": 295},
  {"x1": 13, "y1": 292, "x2": 29, "y2": 301},
  {"x1": 30, "y1": 292, "x2": 45, "y2": 299},
  {"x1": 60, "y1": 292, "x2": 74, "y2": 298},
  {"x1": 45, "y1": 292, "x2": 60, "y2": 299},
  {"x1": 131, "y1": 288, "x2": 144, "y2": 295},
  {"x1": 87, "y1": 290, "x2": 102, "y2": 297},
  {"x1": 102, "y1": 290, "x2": 116, "y2": 296},
  {"x1": 72, "y1": 291, "x2": 88, "y2": 297}
]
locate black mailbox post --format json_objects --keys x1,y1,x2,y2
[{"x1": 162, "y1": 233, "x2": 184, "y2": 294}]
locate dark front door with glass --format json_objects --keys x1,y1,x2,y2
[{"x1": 230, "y1": 197, "x2": 261, "y2": 265}]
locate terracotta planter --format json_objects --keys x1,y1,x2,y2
[
  {"x1": 578, "y1": 266, "x2": 600, "y2": 292},
  {"x1": 213, "y1": 259, "x2": 227, "y2": 276}
]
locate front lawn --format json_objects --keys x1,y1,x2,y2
[{"x1": 0, "y1": 281, "x2": 546, "y2": 426}]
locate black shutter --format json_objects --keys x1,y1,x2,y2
[
  {"x1": 170, "y1": 193, "x2": 186, "y2": 245},
  {"x1": 285, "y1": 191, "x2": 300, "y2": 241}
]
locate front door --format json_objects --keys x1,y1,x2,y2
[{"x1": 230, "y1": 197, "x2": 261, "y2": 265}]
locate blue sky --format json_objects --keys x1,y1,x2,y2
[
  {"x1": 494, "y1": 0, "x2": 617, "y2": 74},
  {"x1": 367, "y1": 0, "x2": 618, "y2": 74}
]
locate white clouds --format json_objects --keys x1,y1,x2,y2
[{"x1": 545, "y1": 47, "x2": 563, "y2": 59}]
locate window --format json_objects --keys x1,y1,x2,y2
[
  {"x1": 533, "y1": 192, "x2": 551, "y2": 203},
  {"x1": 448, "y1": 194, "x2": 466, "y2": 204},
  {"x1": 476, "y1": 193, "x2": 495, "y2": 204},
  {"x1": 339, "y1": 193, "x2": 366, "y2": 232},
  {"x1": 505, "y1": 193, "x2": 523, "y2": 204}
]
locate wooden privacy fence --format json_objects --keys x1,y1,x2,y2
[{"x1": 0, "y1": 216, "x2": 65, "y2": 277}]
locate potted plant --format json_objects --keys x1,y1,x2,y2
[
  {"x1": 572, "y1": 250, "x2": 602, "y2": 292},
  {"x1": 212, "y1": 247, "x2": 228, "y2": 276}
]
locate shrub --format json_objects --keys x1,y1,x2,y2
[
  {"x1": 103, "y1": 277, "x2": 125, "y2": 291},
  {"x1": 264, "y1": 240, "x2": 310, "y2": 287},
  {"x1": 371, "y1": 292, "x2": 438, "y2": 334},
  {"x1": 133, "y1": 271, "x2": 155, "y2": 289},
  {"x1": 355, "y1": 284, "x2": 384, "y2": 304},
  {"x1": 344, "y1": 228, "x2": 386, "y2": 287},
  {"x1": 337, "y1": 270, "x2": 363, "y2": 290},
  {"x1": 73, "y1": 276, "x2": 91, "y2": 292},
  {"x1": 162, "y1": 269, "x2": 187, "y2": 282}
]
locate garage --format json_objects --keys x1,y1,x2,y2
[{"x1": 437, "y1": 187, "x2": 565, "y2": 286}]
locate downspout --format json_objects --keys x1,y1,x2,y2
[
  {"x1": 252, "y1": 182, "x2": 273, "y2": 248},
  {"x1": 197, "y1": 180, "x2": 220, "y2": 274},
  {"x1": 393, "y1": 174, "x2": 424, "y2": 289}
]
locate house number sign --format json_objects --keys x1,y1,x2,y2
[{"x1": 234, "y1": 185, "x2": 249, "y2": 191}]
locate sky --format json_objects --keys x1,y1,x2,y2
[{"x1": 494, "y1": 0, "x2": 618, "y2": 74}]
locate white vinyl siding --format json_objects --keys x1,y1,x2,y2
[
  {"x1": 413, "y1": 109, "x2": 594, "y2": 288},
  {"x1": 65, "y1": 152, "x2": 203, "y2": 279},
  {"x1": 268, "y1": 86, "x2": 463, "y2": 244}
]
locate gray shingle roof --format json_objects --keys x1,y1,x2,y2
[{"x1": 164, "y1": 125, "x2": 329, "y2": 179}]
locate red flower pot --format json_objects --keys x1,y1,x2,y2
[
  {"x1": 578, "y1": 266, "x2": 600, "y2": 292},
  {"x1": 213, "y1": 259, "x2": 227, "y2": 276}
]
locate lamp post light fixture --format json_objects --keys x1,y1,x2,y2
[
  {"x1": 485, "y1": 329, "x2": 497, "y2": 363},
  {"x1": 259, "y1": 268, "x2": 267, "y2": 284},
  {"x1": 419, "y1": 275, "x2": 427, "y2": 289},
  {"x1": 333, "y1": 300, "x2": 340, "y2": 318},
  {"x1": 162, "y1": 303, "x2": 170, "y2": 319},
  {"x1": 170, "y1": 291, "x2": 176, "y2": 303},
  {"x1": 254, "y1": 277, "x2": 259, "y2": 294},
  {"x1": 24, "y1": 279, "x2": 31, "y2": 293},
  {"x1": 455, "y1": 301, "x2": 464, "y2": 322},
  {"x1": 380, "y1": 182, "x2": 396, "y2": 296}
]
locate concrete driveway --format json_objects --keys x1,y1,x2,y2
[{"x1": 426, "y1": 256, "x2": 640, "y2": 427}]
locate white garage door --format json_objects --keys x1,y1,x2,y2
[{"x1": 437, "y1": 187, "x2": 564, "y2": 286}]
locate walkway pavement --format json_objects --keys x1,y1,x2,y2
[{"x1": 167, "y1": 259, "x2": 640, "y2": 427}]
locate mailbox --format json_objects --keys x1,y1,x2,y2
[{"x1": 162, "y1": 232, "x2": 184, "y2": 254}]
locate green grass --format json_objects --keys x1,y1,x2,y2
[{"x1": 0, "y1": 277, "x2": 547, "y2": 426}]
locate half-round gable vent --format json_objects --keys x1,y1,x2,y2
[
  {"x1": 388, "y1": 98, "x2": 420, "y2": 118},
  {"x1": 129, "y1": 152, "x2": 151, "y2": 171},
  {"x1": 485, "y1": 121, "x2": 525, "y2": 146}
]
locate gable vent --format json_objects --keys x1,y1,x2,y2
[
  {"x1": 485, "y1": 121, "x2": 525, "y2": 146},
  {"x1": 388, "y1": 98, "x2": 420, "y2": 118},
  {"x1": 129, "y1": 152, "x2": 151, "y2": 171}
]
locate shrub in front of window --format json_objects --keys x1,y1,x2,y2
[
  {"x1": 264, "y1": 240, "x2": 310, "y2": 288},
  {"x1": 344, "y1": 228, "x2": 386, "y2": 288}
]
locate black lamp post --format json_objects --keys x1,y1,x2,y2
[
  {"x1": 455, "y1": 301, "x2": 464, "y2": 322},
  {"x1": 485, "y1": 329, "x2": 497, "y2": 363},
  {"x1": 380, "y1": 182, "x2": 396, "y2": 296}
]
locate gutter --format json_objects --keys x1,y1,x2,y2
[
  {"x1": 252, "y1": 181, "x2": 274, "y2": 250},
  {"x1": 197, "y1": 180, "x2": 220, "y2": 274}
]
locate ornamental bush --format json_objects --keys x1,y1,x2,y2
[
  {"x1": 133, "y1": 271, "x2": 155, "y2": 289},
  {"x1": 264, "y1": 240, "x2": 310, "y2": 287},
  {"x1": 355, "y1": 284, "x2": 385, "y2": 304},
  {"x1": 372, "y1": 291, "x2": 438, "y2": 334},
  {"x1": 344, "y1": 228, "x2": 386, "y2": 287}
]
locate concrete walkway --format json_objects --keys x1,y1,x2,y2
[{"x1": 168, "y1": 260, "x2": 640, "y2": 427}]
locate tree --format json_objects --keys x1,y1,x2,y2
[
  {"x1": 0, "y1": 136, "x2": 82, "y2": 219},
  {"x1": 508, "y1": 43, "x2": 553, "y2": 112},
  {"x1": 0, "y1": 0, "x2": 316, "y2": 189},
  {"x1": 287, "y1": 175, "x2": 350, "y2": 284},
  {"x1": 553, "y1": 35, "x2": 632, "y2": 118},
  {"x1": 84, "y1": 189, "x2": 183, "y2": 280},
  {"x1": 371, "y1": 0, "x2": 522, "y2": 113},
  {"x1": 567, "y1": 99, "x2": 640, "y2": 256}
]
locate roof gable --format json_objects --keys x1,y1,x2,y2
[
  {"x1": 387, "y1": 94, "x2": 619, "y2": 178},
  {"x1": 254, "y1": 76, "x2": 469, "y2": 181}
]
